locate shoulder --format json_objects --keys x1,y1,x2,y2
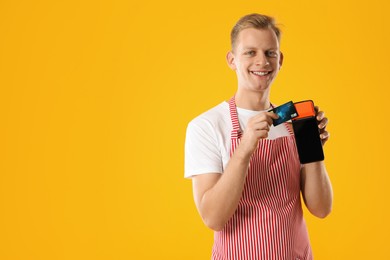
[
  {"x1": 187, "y1": 101, "x2": 230, "y2": 131},
  {"x1": 186, "y1": 101, "x2": 232, "y2": 147}
]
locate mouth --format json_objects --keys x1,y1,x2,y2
[{"x1": 251, "y1": 71, "x2": 272, "y2": 76}]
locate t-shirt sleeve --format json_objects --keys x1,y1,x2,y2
[{"x1": 184, "y1": 118, "x2": 223, "y2": 178}]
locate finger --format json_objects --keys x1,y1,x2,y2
[
  {"x1": 252, "y1": 112, "x2": 275, "y2": 126},
  {"x1": 318, "y1": 117, "x2": 329, "y2": 129},
  {"x1": 316, "y1": 110, "x2": 325, "y2": 121},
  {"x1": 265, "y1": 111, "x2": 279, "y2": 120},
  {"x1": 253, "y1": 121, "x2": 270, "y2": 131},
  {"x1": 320, "y1": 131, "x2": 330, "y2": 140},
  {"x1": 255, "y1": 129, "x2": 269, "y2": 139},
  {"x1": 264, "y1": 112, "x2": 278, "y2": 126}
]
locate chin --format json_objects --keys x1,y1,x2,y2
[{"x1": 251, "y1": 85, "x2": 271, "y2": 93}]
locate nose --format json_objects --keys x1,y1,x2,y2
[{"x1": 256, "y1": 53, "x2": 270, "y2": 66}]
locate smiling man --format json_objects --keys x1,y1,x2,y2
[
  {"x1": 227, "y1": 27, "x2": 282, "y2": 107},
  {"x1": 185, "y1": 13, "x2": 333, "y2": 260}
]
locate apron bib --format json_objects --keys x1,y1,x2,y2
[{"x1": 212, "y1": 97, "x2": 312, "y2": 260}]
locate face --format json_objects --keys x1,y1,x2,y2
[{"x1": 227, "y1": 28, "x2": 283, "y2": 93}]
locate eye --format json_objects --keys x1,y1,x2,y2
[
  {"x1": 245, "y1": 50, "x2": 256, "y2": 56},
  {"x1": 266, "y1": 50, "x2": 278, "y2": 58}
]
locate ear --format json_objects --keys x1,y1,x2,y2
[
  {"x1": 279, "y1": 52, "x2": 284, "y2": 69},
  {"x1": 226, "y1": 51, "x2": 236, "y2": 70}
]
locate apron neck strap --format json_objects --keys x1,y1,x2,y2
[{"x1": 229, "y1": 96, "x2": 241, "y2": 138}]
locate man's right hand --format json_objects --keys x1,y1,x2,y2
[{"x1": 239, "y1": 111, "x2": 279, "y2": 156}]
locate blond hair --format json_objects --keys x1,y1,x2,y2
[{"x1": 231, "y1": 13, "x2": 281, "y2": 51}]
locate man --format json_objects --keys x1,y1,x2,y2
[{"x1": 185, "y1": 13, "x2": 333, "y2": 259}]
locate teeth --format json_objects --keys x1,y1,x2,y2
[{"x1": 252, "y1": 71, "x2": 270, "y2": 76}]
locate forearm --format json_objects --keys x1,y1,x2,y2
[
  {"x1": 199, "y1": 146, "x2": 251, "y2": 231},
  {"x1": 194, "y1": 110, "x2": 277, "y2": 231},
  {"x1": 301, "y1": 161, "x2": 333, "y2": 218}
]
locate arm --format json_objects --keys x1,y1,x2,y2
[
  {"x1": 192, "y1": 112, "x2": 278, "y2": 231},
  {"x1": 300, "y1": 107, "x2": 333, "y2": 218}
]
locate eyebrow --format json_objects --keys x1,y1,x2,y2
[
  {"x1": 242, "y1": 46, "x2": 278, "y2": 50},
  {"x1": 242, "y1": 46, "x2": 257, "y2": 50}
]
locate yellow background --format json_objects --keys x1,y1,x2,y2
[{"x1": 1, "y1": 0, "x2": 389, "y2": 259}]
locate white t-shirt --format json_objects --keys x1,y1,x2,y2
[{"x1": 184, "y1": 101, "x2": 291, "y2": 178}]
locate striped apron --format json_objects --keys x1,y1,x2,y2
[{"x1": 211, "y1": 97, "x2": 312, "y2": 260}]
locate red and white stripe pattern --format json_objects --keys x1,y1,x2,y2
[{"x1": 211, "y1": 97, "x2": 312, "y2": 260}]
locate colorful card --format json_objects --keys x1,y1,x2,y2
[{"x1": 270, "y1": 101, "x2": 299, "y2": 126}]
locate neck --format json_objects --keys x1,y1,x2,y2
[{"x1": 234, "y1": 89, "x2": 271, "y2": 111}]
